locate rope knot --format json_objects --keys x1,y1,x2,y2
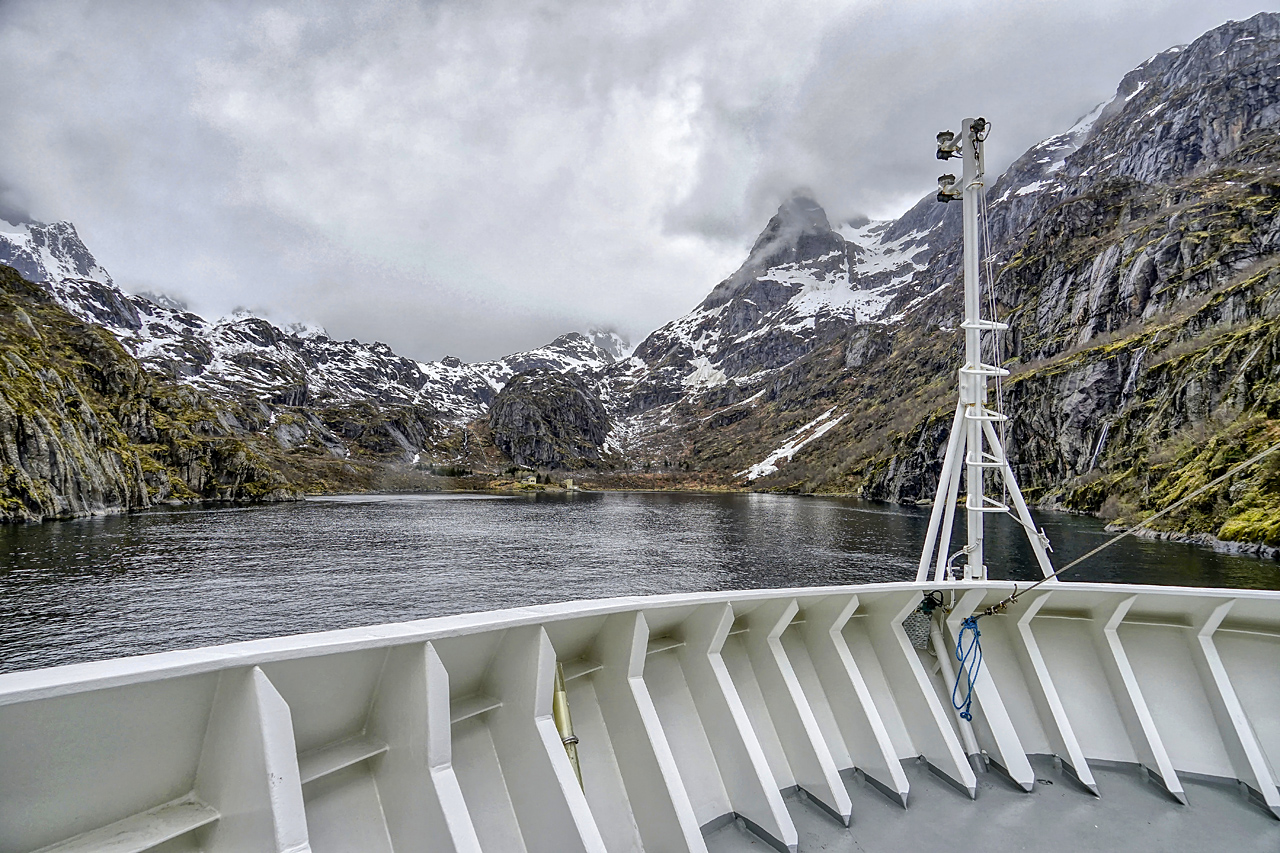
[{"x1": 952, "y1": 616, "x2": 983, "y2": 722}]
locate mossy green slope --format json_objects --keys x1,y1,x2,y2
[
  {"x1": 0, "y1": 265, "x2": 298, "y2": 521},
  {"x1": 631, "y1": 133, "x2": 1280, "y2": 551}
]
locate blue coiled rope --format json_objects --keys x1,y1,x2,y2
[{"x1": 951, "y1": 616, "x2": 983, "y2": 721}]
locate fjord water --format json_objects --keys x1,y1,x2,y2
[{"x1": 2, "y1": 492, "x2": 1278, "y2": 673}]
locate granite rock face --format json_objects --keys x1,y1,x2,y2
[
  {"x1": 488, "y1": 371, "x2": 611, "y2": 468},
  {"x1": 804, "y1": 16, "x2": 1280, "y2": 547},
  {"x1": 590, "y1": 13, "x2": 1280, "y2": 547},
  {"x1": 0, "y1": 266, "x2": 297, "y2": 522},
  {"x1": 856, "y1": 10, "x2": 1280, "y2": 499}
]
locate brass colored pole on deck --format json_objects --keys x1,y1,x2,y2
[{"x1": 553, "y1": 662, "x2": 582, "y2": 788}]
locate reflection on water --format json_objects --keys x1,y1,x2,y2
[{"x1": 1, "y1": 492, "x2": 1277, "y2": 673}]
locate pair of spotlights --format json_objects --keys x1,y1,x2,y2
[
  {"x1": 935, "y1": 117, "x2": 987, "y2": 202},
  {"x1": 936, "y1": 130, "x2": 962, "y2": 200}
]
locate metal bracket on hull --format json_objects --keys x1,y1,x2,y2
[
  {"x1": 486, "y1": 627, "x2": 610, "y2": 853},
  {"x1": 679, "y1": 603, "x2": 799, "y2": 851},
  {"x1": 1012, "y1": 593, "x2": 1098, "y2": 795},
  {"x1": 744, "y1": 599, "x2": 852, "y2": 826},
  {"x1": 368, "y1": 643, "x2": 484, "y2": 853},
  {"x1": 873, "y1": 595, "x2": 978, "y2": 798},
  {"x1": 1095, "y1": 596, "x2": 1187, "y2": 805},
  {"x1": 196, "y1": 667, "x2": 312, "y2": 853},
  {"x1": 1191, "y1": 601, "x2": 1280, "y2": 819},
  {"x1": 595, "y1": 611, "x2": 709, "y2": 853},
  {"x1": 802, "y1": 594, "x2": 911, "y2": 808},
  {"x1": 947, "y1": 590, "x2": 1036, "y2": 792}
]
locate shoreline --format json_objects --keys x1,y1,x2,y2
[
  {"x1": 1115, "y1": 526, "x2": 1280, "y2": 562},
  {"x1": 7, "y1": 484, "x2": 1278, "y2": 565}
]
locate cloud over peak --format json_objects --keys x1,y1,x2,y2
[{"x1": 0, "y1": 0, "x2": 1266, "y2": 360}]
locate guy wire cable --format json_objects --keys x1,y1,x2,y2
[{"x1": 979, "y1": 436, "x2": 1280, "y2": 618}]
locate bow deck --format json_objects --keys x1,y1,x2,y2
[{"x1": 3, "y1": 581, "x2": 1279, "y2": 853}]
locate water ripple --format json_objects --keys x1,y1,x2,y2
[{"x1": 1, "y1": 492, "x2": 1276, "y2": 673}]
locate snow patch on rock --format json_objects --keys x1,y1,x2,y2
[
  {"x1": 738, "y1": 408, "x2": 845, "y2": 480},
  {"x1": 684, "y1": 357, "x2": 728, "y2": 390}
]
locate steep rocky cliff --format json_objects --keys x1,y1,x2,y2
[
  {"x1": 3, "y1": 13, "x2": 1277, "y2": 551},
  {"x1": 730, "y1": 15, "x2": 1280, "y2": 552},
  {"x1": 0, "y1": 265, "x2": 297, "y2": 521},
  {"x1": 579, "y1": 13, "x2": 1280, "y2": 551},
  {"x1": 860, "y1": 133, "x2": 1280, "y2": 548},
  {"x1": 488, "y1": 372, "x2": 611, "y2": 468}
]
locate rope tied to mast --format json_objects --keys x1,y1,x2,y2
[{"x1": 951, "y1": 616, "x2": 983, "y2": 721}]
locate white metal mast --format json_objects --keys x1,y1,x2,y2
[{"x1": 916, "y1": 118, "x2": 1056, "y2": 583}]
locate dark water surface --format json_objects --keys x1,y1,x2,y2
[{"x1": 2, "y1": 492, "x2": 1278, "y2": 673}]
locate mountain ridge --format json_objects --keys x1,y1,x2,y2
[
  {"x1": 575, "y1": 11, "x2": 1280, "y2": 551},
  {"x1": 0, "y1": 229, "x2": 629, "y2": 416},
  {"x1": 2, "y1": 12, "x2": 1278, "y2": 550}
]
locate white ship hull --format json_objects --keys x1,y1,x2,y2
[{"x1": 3, "y1": 580, "x2": 1279, "y2": 853}]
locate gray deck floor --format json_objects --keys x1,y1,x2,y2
[{"x1": 706, "y1": 756, "x2": 1280, "y2": 852}]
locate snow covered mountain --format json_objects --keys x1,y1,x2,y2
[
  {"x1": 597, "y1": 193, "x2": 937, "y2": 443},
  {"x1": 0, "y1": 219, "x2": 113, "y2": 285},
  {"x1": 0, "y1": 228, "x2": 618, "y2": 425},
  {"x1": 631, "y1": 195, "x2": 926, "y2": 378},
  {"x1": 587, "y1": 328, "x2": 632, "y2": 360},
  {"x1": 591, "y1": 11, "x2": 1280, "y2": 490},
  {"x1": 3, "y1": 10, "x2": 1276, "y2": 525}
]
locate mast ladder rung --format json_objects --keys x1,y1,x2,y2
[
  {"x1": 965, "y1": 452, "x2": 1005, "y2": 468},
  {"x1": 963, "y1": 406, "x2": 1008, "y2": 422},
  {"x1": 959, "y1": 362, "x2": 1010, "y2": 378},
  {"x1": 965, "y1": 496, "x2": 1010, "y2": 513},
  {"x1": 960, "y1": 319, "x2": 1009, "y2": 331}
]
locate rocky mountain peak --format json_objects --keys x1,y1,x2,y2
[
  {"x1": 753, "y1": 194, "x2": 832, "y2": 246},
  {"x1": 610, "y1": 12, "x2": 1280, "y2": 507},
  {"x1": 283, "y1": 321, "x2": 328, "y2": 340},
  {"x1": 0, "y1": 219, "x2": 112, "y2": 286},
  {"x1": 702, "y1": 194, "x2": 848, "y2": 312},
  {"x1": 549, "y1": 331, "x2": 591, "y2": 348},
  {"x1": 881, "y1": 11, "x2": 1280, "y2": 318},
  {"x1": 627, "y1": 187, "x2": 913, "y2": 395},
  {"x1": 587, "y1": 327, "x2": 631, "y2": 360},
  {"x1": 488, "y1": 370, "x2": 611, "y2": 468},
  {"x1": 1061, "y1": 11, "x2": 1280, "y2": 190},
  {"x1": 742, "y1": 194, "x2": 837, "y2": 268},
  {"x1": 138, "y1": 291, "x2": 189, "y2": 312}
]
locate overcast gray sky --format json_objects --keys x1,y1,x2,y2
[{"x1": 0, "y1": 0, "x2": 1271, "y2": 361}]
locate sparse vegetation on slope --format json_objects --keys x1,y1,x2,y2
[{"x1": 0, "y1": 265, "x2": 298, "y2": 520}]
